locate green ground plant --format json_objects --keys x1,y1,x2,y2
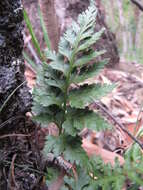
[{"x1": 24, "y1": 2, "x2": 143, "y2": 189}]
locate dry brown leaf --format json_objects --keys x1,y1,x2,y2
[
  {"x1": 82, "y1": 139, "x2": 125, "y2": 166},
  {"x1": 25, "y1": 67, "x2": 36, "y2": 89}
]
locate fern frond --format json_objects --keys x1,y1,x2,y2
[
  {"x1": 33, "y1": 1, "x2": 111, "y2": 161},
  {"x1": 32, "y1": 3, "x2": 115, "y2": 189},
  {"x1": 58, "y1": 5, "x2": 102, "y2": 63}
]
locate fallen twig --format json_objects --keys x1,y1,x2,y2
[
  {"x1": 93, "y1": 100, "x2": 143, "y2": 149},
  {"x1": 10, "y1": 154, "x2": 18, "y2": 188},
  {"x1": 0, "y1": 115, "x2": 26, "y2": 130},
  {"x1": 130, "y1": 0, "x2": 143, "y2": 11},
  {"x1": 46, "y1": 153, "x2": 76, "y2": 177},
  {"x1": 4, "y1": 160, "x2": 44, "y2": 175},
  {"x1": 0, "y1": 133, "x2": 31, "y2": 139}
]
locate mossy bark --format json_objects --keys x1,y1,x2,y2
[{"x1": 0, "y1": 0, "x2": 31, "y2": 127}]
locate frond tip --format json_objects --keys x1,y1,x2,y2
[{"x1": 58, "y1": 4, "x2": 101, "y2": 59}]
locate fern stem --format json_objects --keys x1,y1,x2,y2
[{"x1": 61, "y1": 31, "x2": 82, "y2": 132}]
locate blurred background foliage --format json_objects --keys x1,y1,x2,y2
[{"x1": 102, "y1": 0, "x2": 143, "y2": 63}]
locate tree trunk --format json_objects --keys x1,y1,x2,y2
[
  {"x1": 110, "y1": 0, "x2": 116, "y2": 27},
  {"x1": 0, "y1": 2, "x2": 44, "y2": 189},
  {"x1": 117, "y1": 0, "x2": 128, "y2": 57},
  {"x1": 0, "y1": 1, "x2": 31, "y2": 128},
  {"x1": 135, "y1": 10, "x2": 142, "y2": 49},
  {"x1": 38, "y1": 0, "x2": 60, "y2": 51}
]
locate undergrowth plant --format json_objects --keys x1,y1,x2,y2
[{"x1": 24, "y1": 2, "x2": 143, "y2": 190}]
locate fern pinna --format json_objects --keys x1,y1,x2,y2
[{"x1": 32, "y1": 3, "x2": 120, "y2": 189}]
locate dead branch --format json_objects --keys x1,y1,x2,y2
[
  {"x1": 93, "y1": 101, "x2": 143, "y2": 150},
  {"x1": 130, "y1": 0, "x2": 143, "y2": 11},
  {"x1": 10, "y1": 154, "x2": 18, "y2": 188},
  {"x1": 46, "y1": 153, "x2": 74, "y2": 175},
  {"x1": 0, "y1": 134, "x2": 30, "y2": 139},
  {"x1": 0, "y1": 116, "x2": 26, "y2": 130}
]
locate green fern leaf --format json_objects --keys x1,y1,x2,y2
[
  {"x1": 34, "y1": 94, "x2": 63, "y2": 107},
  {"x1": 62, "y1": 119, "x2": 77, "y2": 136},
  {"x1": 77, "y1": 6, "x2": 97, "y2": 33},
  {"x1": 44, "y1": 78, "x2": 65, "y2": 91},
  {"x1": 87, "y1": 157, "x2": 125, "y2": 190},
  {"x1": 44, "y1": 135, "x2": 65, "y2": 157},
  {"x1": 58, "y1": 37, "x2": 72, "y2": 59},
  {"x1": 69, "y1": 84, "x2": 114, "y2": 109},
  {"x1": 74, "y1": 50, "x2": 105, "y2": 68},
  {"x1": 77, "y1": 29, "x2": 104, "y2": 52},
  {"x1": 50, "y1": 56, "x2": 69, "y2": 75},
  {"x1": 71, "y1": 60, "x2": 107, "y2": 84},
  {"x1": 33, "y1": 88, "x2": 63, "y2": 108},
  {"x1": 73, "y1": 111, "x2": 111, "y2": 131},
  {"x1": 63, "y1": 167, "x2": 90, "y2": 190},
  {"x1": 42, "y1": 65, "x2": 65, "y2": 91},
  {"x1": 64, "y1": 28, "x2": 77, "y2": 46},
  {"x1": 58, "y1": 5, "x2": 99, "y2": 60},
  {"x1": 46, "y1": 168, "x2": 60, "y2": 188},
  {"x1": 44, "y1": 135, "x2": 88, "y2": 166},
  {"x1": 44, "y1": 50, "x2": 57, "y2": 60},
  {"x1": 33, "y1": 114, "x2": 54, "y2": 125},
  {"x1": 63, "y1": 108, "x2": 111, "y2": 133}
]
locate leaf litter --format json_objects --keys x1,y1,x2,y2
[{"x1": 25, "y1": 61, "x2": 143, "y2": 167}]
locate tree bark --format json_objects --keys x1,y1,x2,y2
[
  {"x1": 117, "y1": 0, "x2": 128, "y2": 57},
  {"x1": 38, "y1": 0, "x2": 60, "y2": 51},
  {"x1": 0, "y1": 0, "x2": 31, "y2": 127},
  {"x1": 134, "y1": 10, "x2": 142, "y2": 49}
]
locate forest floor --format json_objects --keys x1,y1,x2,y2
[
  {"x1": 25, "y1": 60, "x2": 143, "y2": 166},
  {"x1": 2, "y1": 59, "x2": 143, "y2": 189},
  {"x1": 1, "y1": 1, "x2": 143, "y2": 189},
  {"x1": 0, "y1": 111, "x2": 47, "y2": 189}
]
